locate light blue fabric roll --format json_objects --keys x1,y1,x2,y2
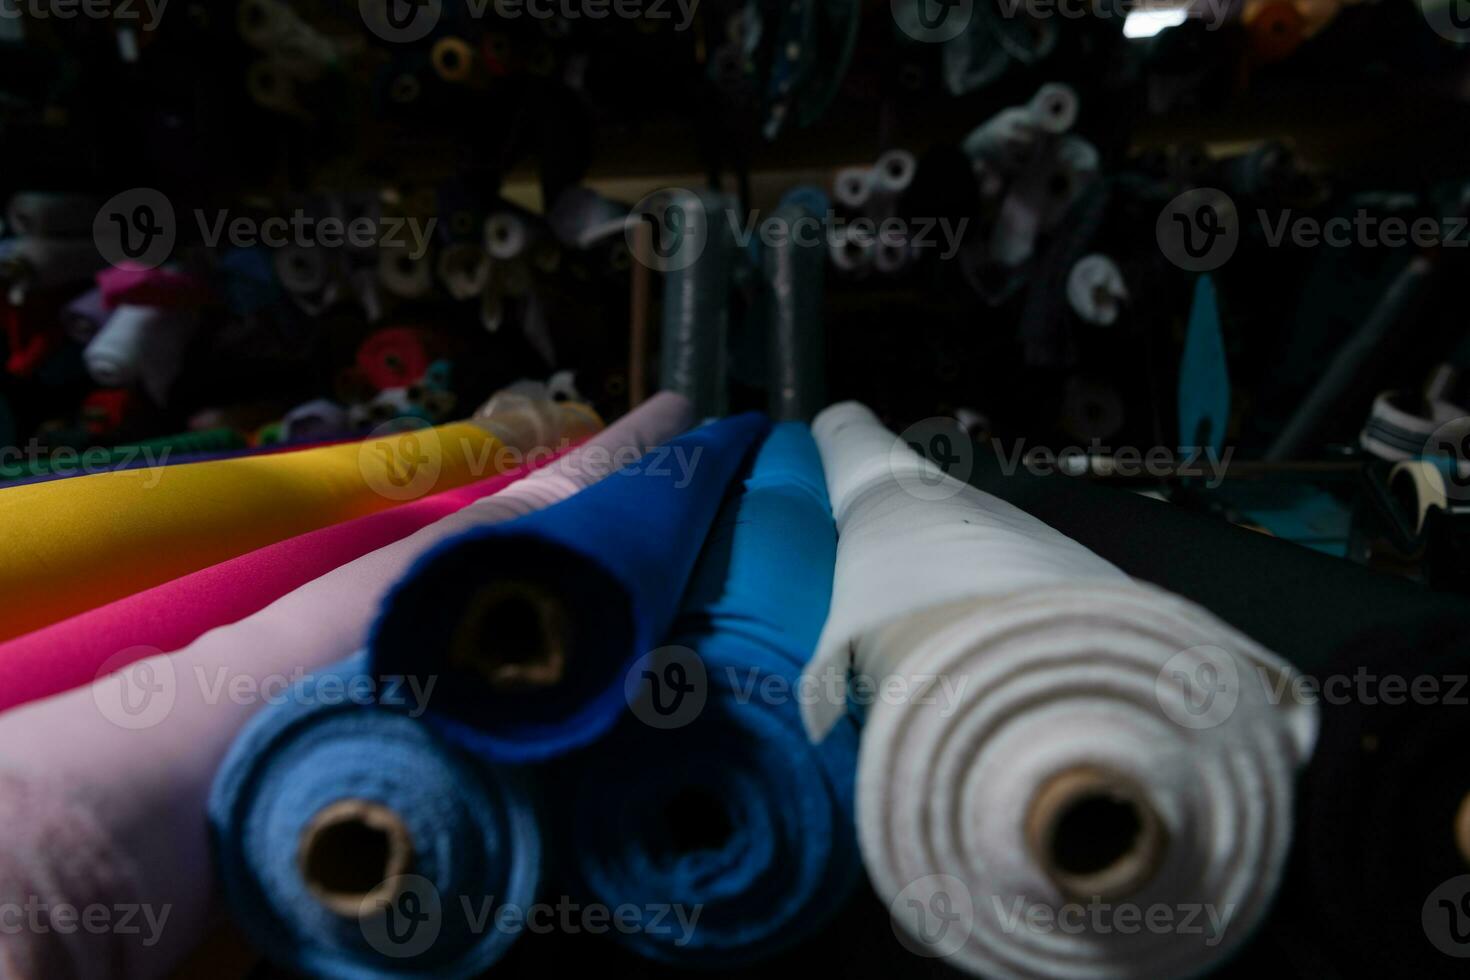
[
  {"x1": 208, "y1": 653, "x2": 541, "y2": 980},
  {"x1": 552, "y1": 422, "x2": 860, "y2": 965}
]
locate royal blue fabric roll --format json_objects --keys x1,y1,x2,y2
[
  {"x1": 208, "y1": 653, "x2": 541, "y2": 980},
  {"x1": 551, "y1": 422, "x2": 861, "y2": 965},
  {"x1": 370, "y1": 412, "x2": 771, "y2": 763}
]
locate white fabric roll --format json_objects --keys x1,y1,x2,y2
[
  {"x1": 83, "y1": 306, "x2": 197, "y2": 405},
  {"x1": 804, "y1": 402, "x2": 1317, "y2": 980}
]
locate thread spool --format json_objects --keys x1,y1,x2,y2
[
  {"x1": 832, "y1": 167, "x2": 873, "y2": 209},
  {"x1": 437, "y1": 243, "x2": 491, "y2": 300},
  {"x1": 1067, "y1": 254, "x2": 1129, "y2": 326},
  {"x1": 828, "y1": 224, "x2": 874, "y2": 276},
  {"x1": 432, "y1": 36, "x2": 479, "y2": 84},
  {"x1": 1361, "y1": 391, "x2": 1441, "y2": 462},
  {"x1": 1028, "y1": 82, "x2": 1080, "y2": 134},
  {"x1": 274, "y1": 244, "x2": 331, "y2": 295},
  {"x1": 1025, "y1": 766, "x2": 1167, "y2": 901},
  {"x1": 247, "y1": 60, "x2": 308, "y2": 118},
  {"x1": 298, "y1": 800, "x2": 414, "y2": 918},
  {"x1": 450, "y1": 582, "x2": 570, "y2": 689},
  {"x1": 485, "y1": 211, "x2": 536, "y2": 260},
  {"x1": 872, "y1": 149, "x2": 917, "y2": 196},
  {"x1": 84, "y1": 305, "x2": 196, "y2": 404},
  {"x1": 377, "y1": 244, "x2": 434, "y2": 299}
]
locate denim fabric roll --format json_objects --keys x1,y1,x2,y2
[
  {"x1": 551, "y1": 422, "x2": 860, "y2": 965},
  {"x1": 209, "y1": 653, "x2": 541, "y2": 980},
  {"x1": 370, "y1": 412, "x2": 771, "y2": 763}
]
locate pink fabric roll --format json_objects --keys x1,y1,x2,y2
[
  {"x1": 0, "y1": 392, "x2": 693, "y2": 980},
  {"x1": 0, "y1": 450, "x2": 559, "y2": 714}
]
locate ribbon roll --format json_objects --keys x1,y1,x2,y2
[
  {"x1": 833, "y1": 166, "x2": 874, "y2": 209},
  {"x1": 805, "y1": 403, "x2": 1316, "y2": 980},
  {"x1": 210, "y1": 654, "x2": 541, "y2": 979},
  {"x1": 436, "y1": 242, "x2": 491, "y2": 300},
  {"x1": 97, "y1": 264, "x2": 212, "y2": 310},
  {"x1": 763, "y1": 204, "x2": 827, "y2": 421},
  {"x1": 83, "y1": 305, "x2": 198, "y2": 404},
  {"x1": 552, "y1": 423, "x2": 859, "y2": 965},
  {"x1": 1359, "y1": 389, "x2": 1461, "y2": 462},
  {"x1": 370, "y1": 412, "x2": 770, "y2": 763},
  {"x1": 0, "y1": 395, "x2": 690, "y2": 979}
]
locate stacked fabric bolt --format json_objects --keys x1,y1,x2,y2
[
  {"x1": 803, "y1": 402, "x2": 1317, "y2": 980},
  {"x1": 549, "y1": 422, "x2": 861, "y2": 966},
  {"x1": 0, "y1": 393, "x2": 689, "y2": 978}
]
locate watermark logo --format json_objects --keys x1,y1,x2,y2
[
  {"x1": 1157, "y1": 188, "x2": 1238, "y2": 272},
  {"x1": 893, "y1": 418, "x2": 974, "y2": 502},
  {"x1": 1423, "y1": 875, "x2": 1470, "y2": 957},
  {"x1": 94, "y1": 188, "x2": 176, "y2": 271},
  {"x1": 361, "y1": 0, "x2": 442, "y2": 42},
  {"x1": 626, "y1": 645, "x2": 707, "y2": 729},
  {"x1": 1155, "y1": 645, "x2": 1240, "y2": 730},
  {"x1": 92, "y1": 647, "x2": 175, "y2": 731},
  {"x1": 359, "y1": 418, "x2": 443, "y2": 501},
  {"x1": 891, "y1": 874, "x2": 975, "y2": 958},
  {"x1": 991, "y1": 896, "x2": 1236, "y2": 945},
  {"x1": 627, "y1": 188, "x2": 710, "y2": 273},
  {"x1": 0, "y1": 0, "x2": 169, "y2": 29},
  {"x1": 893, "y1": 0, "x2": 975, "y2": 43},
  {"x1": 361, "y1": 875, "x2": 443, "y2": 958},
  {"x1": 1428, "y1": 417, "x2": 1470, "y2": 502},
  {"x1": 1419, "y1": 0, "x2": 1470, "y2": 45}
]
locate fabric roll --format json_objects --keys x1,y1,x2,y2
[
  {"x1": 0, "y1": 393, "x2": 692, "y2": 980},
  {"x1": 806, "y1": 402, "x2": 1316, "y2": 980},
  {"x1": 83, "y1": 304, "x2": 197, "y2": 404},
  {"x1": 370, "y1": 412, "x2": 770, "y2": 763},
  {"x1": 96, "y1": 265, "x2": 212, "y2": 310},
  {"x1": 659, "y1": 190, "x2": 733, "y2": 418},
  {"x1": 209, "y1": 653, "x2": 540, "y2": 980},
  {"x1": 0, "y1": 430, "x2": 575, "y2": 713},
  {"x1": 764, "y1": 204, "x2": 827, "y2": 422},
  {"x1": 951, "y1": 435, "x2": 1470, "y2": 977},
  {"x1": 553, "y1": 422, "x2": 860, "y2": 965},
  {"x1": 0, "y1": 406, "x2": 560, "y2": 644}
]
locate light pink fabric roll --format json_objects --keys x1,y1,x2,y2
[{"x1": 0, "y1": 393, "x2": 694, "y2": 980}]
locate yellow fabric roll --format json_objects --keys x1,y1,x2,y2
[{"x1": 0, "y1": 421, "x2": 517, "y2": 643}]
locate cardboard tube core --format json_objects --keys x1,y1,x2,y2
[
  {"x1": 1456, "y1": 792, "x2": 1470, "y2": 869},
  {"x1": 299, "y1": 800, "x2": 414, "y2": 917},
  {"x1": 451, "y1": 582, "x2": 568, "y2": 689},
  {"x1": 1026, "y1": 767, "x2": 1166, "y2": 900}
]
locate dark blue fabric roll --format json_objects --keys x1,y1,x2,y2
[
  {"x1": 369, "y1": 412, "x2": 771, "y2": 763},
  {"x1": 208, "y1": 653, "x2": 541, "y2": 980},
  {"x1": 551, "y1": 422, "x2": 861, "y2": 965}
]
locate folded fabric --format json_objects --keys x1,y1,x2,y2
[
  {"x1": 83, "y1": 304, "x2": 197, "y2": 403},
  {"x1": 0, "y1": 406, "x2": 567, "y2": 643},
  {"x1": 0, "y1": 425, "x2": 583, "y2": 714},
  {"x1": 370, "y1": 412, "x2": 771, "y2": 763},
  {"x1": 0, "y1": 392, "x2": 692, "y2": 979},
  {"x1": 552, "y1": 422, "x2": 859, "y2": 965},
  {"x1": 805, "y1": 402, "x2": 1316, "y2": 980},
  {"x1": 209, "y1": 653, "x2": 540, "y2": 980},
  {"x1": 954, "y1": 444, "x2": 1470, "y2": 976}
]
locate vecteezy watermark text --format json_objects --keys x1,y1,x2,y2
[
  {"x1": 0, "y1": 0, "x2": 168, "y2": 29},
  {"x1": 0, "y1": 898, "x2": 171, "y2": 948}
]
